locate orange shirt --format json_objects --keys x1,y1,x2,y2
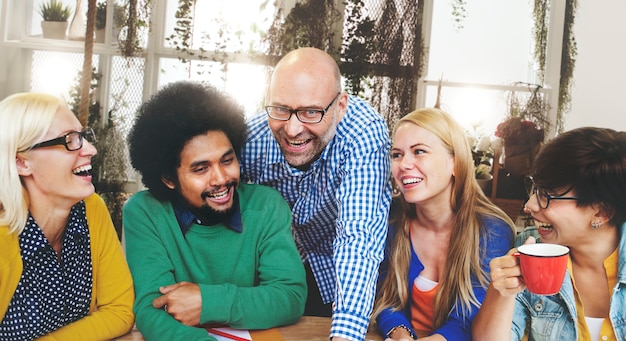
[{"x1": 410, "y1": 276, "x2": 438, "y2": 334}]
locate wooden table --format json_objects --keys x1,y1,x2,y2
[{"x1": 114, "y1": 316, "x2": 383, "y2": 341}]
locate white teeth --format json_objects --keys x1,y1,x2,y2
[
  {"x1": 72, "y1": 164, "x2": 92, "y2": 174},
  {"x1": 402, "y1": 177, "x2": 421, "y2": 185},
  {"x1": 209, "y1": 189, "x2": 229, "y2": 198},
  {"x1": 287, "y1": 139, "x2": 308, "y2": 146},
  {"x1": 537, "y1": 222, "x2": 553, "y2": 230}
]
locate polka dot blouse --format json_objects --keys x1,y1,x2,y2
[{"x1": 0, "y1": 201, "x2": 93, "y2": 340}]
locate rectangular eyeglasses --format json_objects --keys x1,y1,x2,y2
[
  {"x1": 264, "y1": 92, "x2": 341, "y2": 123},
  {"x1": 30, "y1": 127, "x2": 96, "y2": 151},
  {"x1": 524, "y1": 176, "x2": 579, "y2": 209}
]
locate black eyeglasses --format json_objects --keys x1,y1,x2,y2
[
  {"x1": 524, "y1": 176, "x2": 579, "y2": 209},
  {"x1": 265, "y1": 92, "x2": 341, "y2": 123},
  {"x1": 30, "y1": 128, "x2": 96, "y2": 151}
]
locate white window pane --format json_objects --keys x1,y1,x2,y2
[
  {"x1": 423, "y1": 84, "x2": 507, "y2": 136},
  {"x1": 30, "y1": 50, "x2": 99, "y2": 100},
  {"x1": 428, "y1": 0, "x2": 537, "y2": 84},
  {"x1": 164, "y1": 0, "x2": 276, "y2": 53},
  {"x1": 158, "y1": 58, "x2": 267, "y2": 117}
]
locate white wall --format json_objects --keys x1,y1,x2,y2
[{"x1": 565, "y1": 0, "x2": 626, "y2": 131}]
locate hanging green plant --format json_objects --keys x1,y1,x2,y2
[
  {"x1": 165, "y1": 0, "x2": 196, "y2": 62},
  {"x1": 340, "y1": 0, "x2": 375, "y2": 96},
  {"x1": 450, "y1": 0, "x2": 467, "y2": 31},
  {"x1": 531, "y1": 0, "x2": 578, "y2": 134},
  {"x1": 118, "y1": 0, "x2": 151, "y2": 57},
  {"x1": 265, "y1": 0, "x2": 340, "y2": 57},
  {"x1": 557, "y1": 0, "x2": 578, "y2": 133}
]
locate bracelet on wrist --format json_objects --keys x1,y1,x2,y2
[{"x1": 387, "y1": 324, "x2": 416, "y2": 340}]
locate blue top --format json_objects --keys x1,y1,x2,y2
[
  {"x1": 511, "y1": 223, "x2": 626, "y2": 341},
  {"x1": 376, "y1": 216, "x2": 514, "y2": 341},
  {"x1": 240, "y1": 95, "x2": 392, "y2": 340}
]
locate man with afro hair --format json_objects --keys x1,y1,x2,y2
[{"x1": 123, "y1": 81, "x2": 306, "y2": 341}]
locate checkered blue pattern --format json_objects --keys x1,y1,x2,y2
[{"x1": 241, "y1": 96, "x2": 392, "y2": 340}]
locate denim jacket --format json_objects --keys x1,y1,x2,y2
[{"x1": 511, "y1": 223, "x2": 626, "y2": 341}]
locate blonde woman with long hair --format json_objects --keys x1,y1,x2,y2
[{"x1": 372, "y1": 108, "x2": 515, "y2": 340}]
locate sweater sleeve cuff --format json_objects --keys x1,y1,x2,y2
[{"x1": 198, "y1": 283, "x2": 236, "y2": 325}]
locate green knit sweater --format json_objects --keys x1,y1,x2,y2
[{"x1": 123, "y1": 183, "x2": 306, "y2": 341}]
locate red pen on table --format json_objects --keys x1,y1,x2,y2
[{"x1": 206, "y1": 327, "x2": 251, "y2": 341}]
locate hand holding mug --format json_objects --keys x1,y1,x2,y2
[{"x1": 489, "y1": 237, "x2": 536, "y2": 296}]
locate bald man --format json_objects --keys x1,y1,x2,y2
[{"x1": 240, "y1": 47, "x2": 392, "y2": 341}]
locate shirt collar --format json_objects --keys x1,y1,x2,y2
[
  {"x1": 20, "y1": 201, "x2": 90, "y2": 260},
  {"x1": 173, "y1": 191, "x2": 243, "y2": 235}
]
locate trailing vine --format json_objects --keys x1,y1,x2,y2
[
  {"x1": 264, "y1": 0, "x2": 422, "y2": 132},
  {"x1": 340, "y1": 0, "x2": 375, "y2": 96},
  {"x1": 532, "y1": 0, "x2": 578, "y2": 134},
  {"x1": 369, "y1": 0, "x2": 424, "y2": 131},
  {"x1": 450, "y1": 0, "x2": 467, "y2": 31},
  {"x1": 165, "y1": 0, "x2": 197, "y2": 62},
  {"x1": 557, "y1": 0, "x2": 578, "y2": 133},
  {"x1": 532, "y1": 0, "x2": 549, "y2": 81},
  {"x1": 506, "y1": 82, "x2": 551, "y2": 132},
  {"x1": 265, "y1": 0, "x2": 340, "y2": 57},
  {"x1": 119, "y1": 0, "x2": 152, "y2": 58}
]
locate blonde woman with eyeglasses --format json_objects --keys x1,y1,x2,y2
[{"x1": 0, "y1": 93, "x2": 134, "y2": 340}]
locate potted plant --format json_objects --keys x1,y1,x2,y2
[
  {"x1": 495, "y1": 83, "x2": 549, "y2": 177},
  {"x1": 39, "y1": 0, "x2": 71, "y2": 39}
]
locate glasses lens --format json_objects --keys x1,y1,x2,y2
[
  {"x1": 65, "y1": 132, "x2": 83, "y2": 151},
  {"x1": 524, "y1": 176, "x2": 549, "y2": 209},
  {"x1": 83, "y1": 128, "x2": 96, "y2": 143},
  {"x1": 266, "y1": 106, "x2": 289, "y2": 120},
  {"x1": 296, "y1": 110, "x2": 323, "y2": 123}
]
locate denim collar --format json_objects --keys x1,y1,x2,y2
[{"x1": 173, "y1": 191, "x2": 242, "y2": 235}]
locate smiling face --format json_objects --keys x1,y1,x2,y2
[
  {"x1": 163, "y1": 130, "x2": 240, "y2": 219},
  {"x1": 17, "y1": 105, "x2": 97, "y2": 206},
  {"x1": 391, "y1": 122, "x2": 455, "y2": 205},
  {"x1": 267, "y1": 49, "x2": 346, "y2": 170},
  {"x1": 525, "y1": 187, "x2": 597, "y2": 245}
]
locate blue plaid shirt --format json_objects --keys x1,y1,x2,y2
[{"x1": 241, "y1": 96, "x2": 392, "y2": 341}]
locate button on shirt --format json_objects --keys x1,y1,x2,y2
[
  {"x1": 0, "y1": 202, "x2": 93, "y2": 340},
  {"x1": 241, "y1": 95, "x2": 392, "y2": 340}
]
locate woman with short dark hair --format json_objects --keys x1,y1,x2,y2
[{"x1": 473, "y1": 127, "x2": 626, "y2": 341}]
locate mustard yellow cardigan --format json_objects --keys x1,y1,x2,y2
[{"x1": 0, "y1": 193, "x2": 135, "y2": 340}]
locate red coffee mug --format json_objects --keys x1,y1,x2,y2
[{"x1": 516, "y1": 243, "x2": 569, "y2": 295}]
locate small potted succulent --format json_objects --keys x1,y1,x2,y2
[{"x1": 39, "y1": 0, "x2": 71, "y2": 39}]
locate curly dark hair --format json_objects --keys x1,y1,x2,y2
[{"x1": 128, "y1": 81, "x2": 246, "y2": 200}]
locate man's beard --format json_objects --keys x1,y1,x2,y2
[
  {"x1": 193, "y1": 203, "x2": 236, "y2": 225},
  {"x1": 179, "y1": 182, "x2": 238, "y2": 225}
]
